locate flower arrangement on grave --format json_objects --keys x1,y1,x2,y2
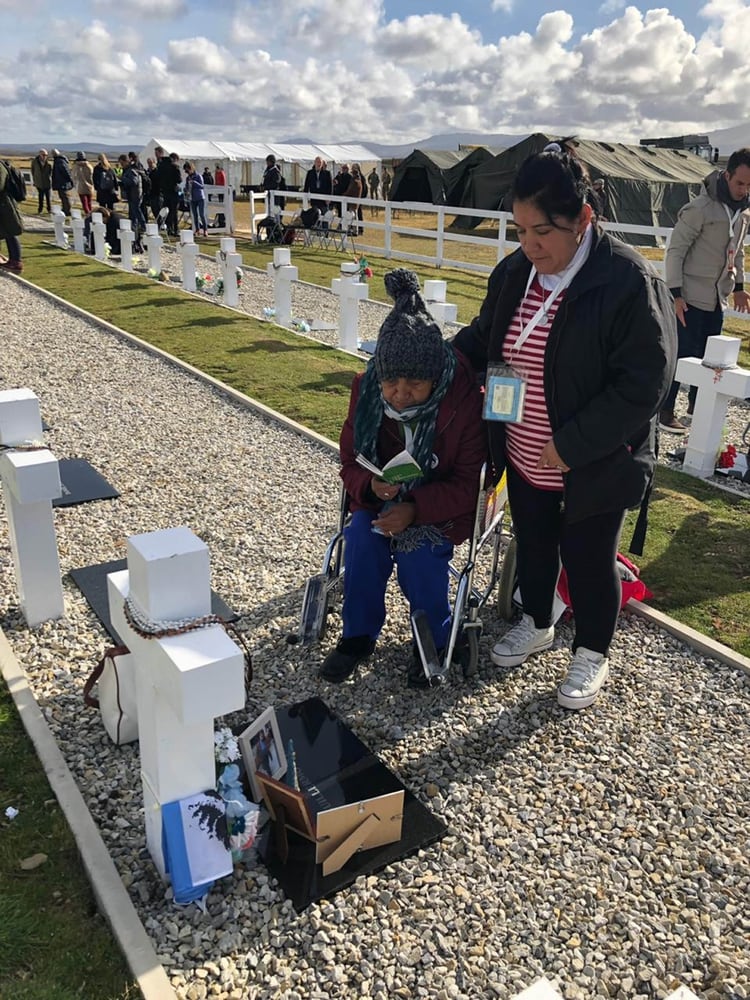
[
  {"x1": 262, "y1": 306, "x2": 276, "y2": 319},
  {"x1": 196, "y1": 273, "x2": 215, "y2": 292},
  {"x1": 291, "y1": 318, "x2": 311, "y2": 333},
  {"x1": 717, "y1": 443, "x2": 738, "y2": 469},
  {"x1": 214, "y1": 727, "x2": 260, "y2": 861},
  {"x1": 355, "y1": 254, "x2": 373, "y2": 281},
  {"x1": 147, "y1": 268, "x2": 170, "y2": 282}
]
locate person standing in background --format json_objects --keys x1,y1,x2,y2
[
  {"x1": 31, "y1": 149, "x2": 52, "y2": 213},
  {"x1": 51, "y1": 149, "x2": 74, "y2": 216},
  {"x1": 72, "y1": 152, "x2": 95, "y2": 215}
]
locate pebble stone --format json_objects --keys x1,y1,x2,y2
[{"x1": 0, "y1": 240, "x2": 749, "y2": 1000}]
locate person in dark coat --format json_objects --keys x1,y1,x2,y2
[
  {"x1": 303, "y1": 156, "x2": 333, "y2": 211},
  {"x1": 51, "y1": 149, "x2": 74, "y2": 216},
  {"x1": 320, "y1": 269, "x2": 487, "y2": 687},
  {"x1": 0, "y1": 160, "x2": 24, "y2": 272},
  {"x1": 452, "y1": 149, "x2": 676, "y2": 710},
  {"x1": 157, "y1": 150, "x2": 181, "y2": 236}
]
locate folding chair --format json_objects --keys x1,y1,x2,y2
[{"x1": 343, "y1": 210, "x2": 359, "y2": 253}]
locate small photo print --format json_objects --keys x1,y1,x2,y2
[{"x1": 239, "y1": 707, "x2": 287, "y2": 802}]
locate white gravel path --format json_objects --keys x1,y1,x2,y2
[{"x1": 1, "y1": 238, "x2": 749, "y2": 1000}]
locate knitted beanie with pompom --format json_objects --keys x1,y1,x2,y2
[{"x1": 374, "y1": 269, "x2": 445, "y2": 383}]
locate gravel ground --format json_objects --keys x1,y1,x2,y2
[{"x1": 2, "y1": 240, "x2": 750, "y2": 1000}]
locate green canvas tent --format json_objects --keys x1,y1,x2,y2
[
  {"x1": 454, "y1": 133, "x2": 713, "y2": 231},
  {"x1": 389, "y1": 147, "x2": 495, "y2": 206}
]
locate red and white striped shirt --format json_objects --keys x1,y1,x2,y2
[{"x1": 503, "y1": 276, "x2": 565, "y2": 490}]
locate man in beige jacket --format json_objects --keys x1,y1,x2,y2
[{"x1": 661, "y1": 147, "x2": 750, "y2": 432}]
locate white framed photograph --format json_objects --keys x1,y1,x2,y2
[{"x1": 239, "y1": 707, "x2": 288, "y2": 802}]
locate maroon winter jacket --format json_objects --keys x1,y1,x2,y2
[{"x1": 339, "y1": 349, "x2": 488, "y2": 544}]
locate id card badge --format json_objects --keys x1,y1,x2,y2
[{"x1": 484, "y1": 364, "x2": 527, "y2": 423}]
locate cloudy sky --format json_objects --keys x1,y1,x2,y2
[{"x1": 1, "y1": 0, "x2": 747, "y2": 147}]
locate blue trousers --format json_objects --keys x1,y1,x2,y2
[
  {"x1": 664, "y1": 302, "x2": 723, "y2": 410},
  {"x1": 342, "y1": 509, "x2": 453, "y2": 648}
]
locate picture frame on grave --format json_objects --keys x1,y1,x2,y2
[
  {"x1": 239, "y1": 706, "x2": 287, "y2": 802},
  {"x1": 256, "y1": 772, "x2": 405, "y2": 877}
]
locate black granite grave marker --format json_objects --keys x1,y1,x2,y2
[
  {"x1": 52, "y1": 458, "x2": 120, "y2": 507},
  {"x1": 258, "y1": 697, "x2": 448, "y2": 912},
  {"x1": 70, "y1": 559, "x2": 238, "y2": 645}
]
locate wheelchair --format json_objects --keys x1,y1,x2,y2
[{"x1": 299, "y1": 463, "x2": 518, "y2": 686}]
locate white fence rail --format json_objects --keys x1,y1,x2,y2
[{"x1": 267, "y1": 190, "x2": 684, "y2": 275}]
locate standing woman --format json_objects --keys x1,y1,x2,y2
[
  {"x1": 0, "y1": 160, "x2": 24, "y2": 273},
  {"x1": 93, "y1": 153, "x2": 118, "y2": 210},
  {"x1": 184, "y1": 162, "x2": 207, "y2": 237},
  {"x1": 72, "y1": 152, "x2": 95, "y2": 215},
  {"x1": 453, "y1": 150, "x2": 676, "y2": 710}
]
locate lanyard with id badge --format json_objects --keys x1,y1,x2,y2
[
  {"x1": 484, "y1": 227, "x2": 592, "y2": 424},
  {"x1": 723, "y1": 204, "x2": 741, "y2": 280}
]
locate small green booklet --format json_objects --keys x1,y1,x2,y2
[{"x1": 356, "y1": 449, "x2": 422, "y2": 484}]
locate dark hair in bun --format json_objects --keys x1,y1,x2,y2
[{"x1": 511, "y1": 148, "x2": 590, "y2": 225}]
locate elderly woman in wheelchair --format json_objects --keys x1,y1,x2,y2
[{"x1": 319, "y1": 269, "x2": 487, "y2": 688}]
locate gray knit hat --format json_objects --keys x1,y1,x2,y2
[{"x1": 374, "y1": 269, "x2": 445, "y2": 382}]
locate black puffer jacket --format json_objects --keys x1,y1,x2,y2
[{"x1": 453, "y1": 229, "x2": 677, "y2": 529}]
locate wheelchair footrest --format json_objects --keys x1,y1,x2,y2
[
  {"x1": 299, "y1": 573, "x2": 329, "y2": 645},
  {"x1": 412, "y1": 610, "x2": 449, "y2": 687}
]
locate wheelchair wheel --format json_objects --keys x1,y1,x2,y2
[
  {"x1": 462, "y1": 627, "x2": 479, "y2": 678},
  {"x1": 497, "y1": 536, "x2": 518, "y2": 621},
  {"x1": 299, "y1": 573, "x2": 330, "y2": 645}
]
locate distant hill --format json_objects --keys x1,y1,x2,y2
[
  {"x1": 0, "y1": 142, "x2": 132, "y2": 157},
  {"x1": 283, "y1": 131, "x2": 529, "y2": 159}
]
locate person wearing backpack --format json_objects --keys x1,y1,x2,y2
[
  {"x1": 94, "y1": 153, "x2": 118, "y2": 210},
  {"x1": 51, "y1": 149, "x2": 74, "y2": 216},
  {"x1": 118, "y1": 154, "x2": 145, "y2": 250},
  {"x1": 31, "y1": 149, "x2": 52, "y2": 213},
  {"x1": 0, "y1": 160, "x2": 24, "y2": 273}
]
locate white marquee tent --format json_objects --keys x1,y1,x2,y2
[{"x1": 139, "y1": 139, "x2": 380, "y2": 190}]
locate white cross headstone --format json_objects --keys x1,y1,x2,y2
[
  {"x1": 107, "y1": 526, "x2": 245, "y2": 877},
  {"x1": 179, "y1": 231, "x2": 200, "y2": 292},
  {"x1": 332, "y1": 261, "x2": 369, "y2": 352},
  {"x1": 144, "y1": 222, "x2": 163, "y2": 274},
  {"x1": 217, "y1": 238, "x2": 242, "y2": 308},
  {"x1": 118, "y1": 220, "x2": 135, "y2": 272},
  {"x1": 266, "y1": 247, "x2": 298, "y2": 327},
  {"x1": 0, "y1": 389, "x2": 64, "y2": 627},
  {"x1": 91, "y1": 212, "x2": 106, "y2": 261},
  {"x1": 51, "y1": 207, "x2": 68, "y2": 249},
  {"x1": 71, "y1": 214, "x2": 85, "y2": 254},
  {"x1": 423, "y1": 279, "x2": 458, "y2": 325},
  {"x1": 676, "y1": 335, "x2": 750, "y2": 478}
]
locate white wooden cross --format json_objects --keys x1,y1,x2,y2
[
  {"x1": 676, "y1": 335, "x2": 750, "y2": 478},
  {"x1": 332, "y1": 261, "x2": 369, "y2": 352},
  {"x1": 266, "y1": 246, "x2": 298, "y2": 327},
  {"x1": 143, "y1": 222, "x2": 163, "y2": 274},
  {"x1": 91, "y1": 212, "x2": 106, "y2": 261},
  {"x1": 71, "y1": 211, "x2": 85, "y2": 254},
  {"x1": 179, "y1": 230, "x2": 200, "y2": 292},
  {"x1": 107, "y1": 526, "x2": 245, "y2": 877},
  {"x1": 217, "y1": 237, "x2": 242, "y2": 308},
  {"x1": 423, "y1": 279, "x2": 458, "y2": 326},
  {"x1": 0, "y1": 389, "x2": 64, "y2": 627},
  {"x1": 118, "y1": 220, "x2": 135, "y2": 272},
  {"x1": 51, "y1": 207, "x2": 68, "y2": 249}
]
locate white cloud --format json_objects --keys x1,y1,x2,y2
[
  {"x1": 491, "y1": 0, "x2": 514, "y2": 12},
  {"x1": 2, "y1": 3, "x2": 749, "y2": 147},
  {"x1": 94, "y1": 0, "x2": 187, "y2": 18}
]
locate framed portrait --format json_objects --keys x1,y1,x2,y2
[{"x1": 238, "y1": 706, "x2": 288, "y2": 802}]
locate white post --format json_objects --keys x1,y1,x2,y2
[
  {"x1": 71, "y1": 215, "x2": 85, "y2": 254},
  {"x1": 0, "y1": 389, "x2": 64, "y2": 627},
  {"x1": 51, "y1": 207, "x2": 68, "y2": 249},
  {"x1": 423, "y1": 279, "x2": 458, "y2": 326},
  {"x1": 91, "y1": 212, "x2": 106, "y2": 261},
  {"x1": 179, "y1": 233, "x2": 200, "y2": 292},
  {"x1": 332, "y1": 261, "x2": 369, "y2": 352},
  {"x1": 144, "y1": 222, "x2": 163, "y2": 274},
  {"x1": 676, "y1": 335, "x2": 750, "y2": 478},
  {"x1": 266, "y1": 247, "x2": 298, "y2": 327},
  {"x1": 216, "y1": 238, "x2": 240, "y2": 307},
  {"x1": 107, "y1": 527, "x2": 245, "y2": 878},
  {"x1": 118, "y1": 220, "x2": 135, "y2": 272}
]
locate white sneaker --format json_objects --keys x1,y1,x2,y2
[
  {"x1": 557, "y1": 647, "x2": 609, "y2": 710},
  {"x1": 491, "y1": 613, "x2": 554, "y2": 667}
]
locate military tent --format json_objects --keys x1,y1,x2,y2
[
  {"x1": 389, "y1": 147, "x2": 495, "y2": 206},
  {"x1": 453, "y1": 133, "x2": 713, "y2": 230}
]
